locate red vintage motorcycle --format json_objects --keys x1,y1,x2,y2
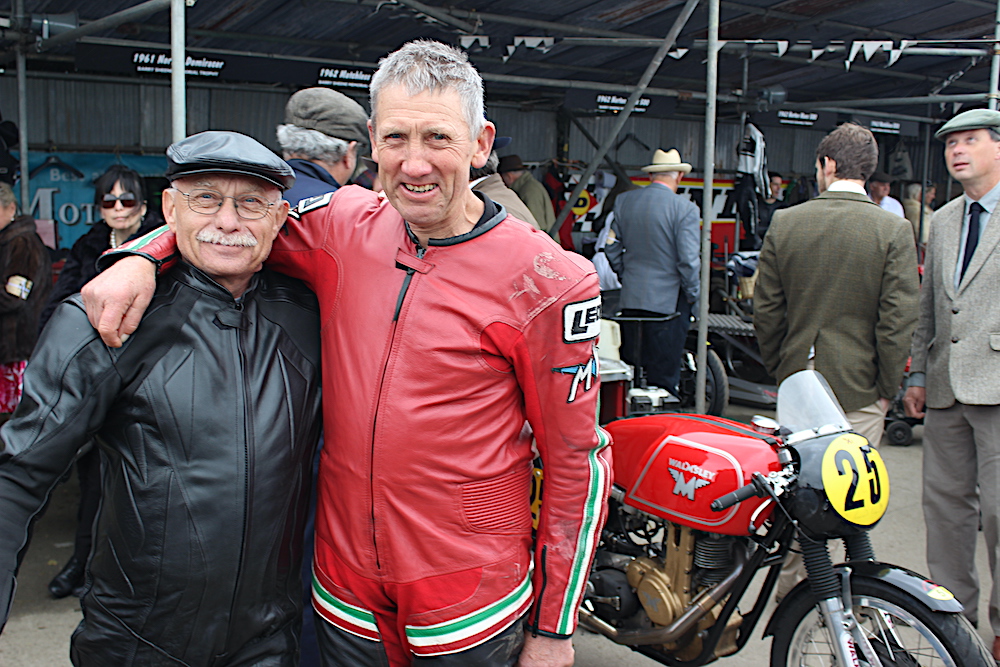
[{"x1": 579, "y1": 369, "x2": 992, "y2": 666}]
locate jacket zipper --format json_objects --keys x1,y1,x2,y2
[
  {"x1": 369, "y1": 245, "x2": 427, "y2": 571},
  {"x1": 227, "y1": 299, "x2": 252, "y2": 648}
]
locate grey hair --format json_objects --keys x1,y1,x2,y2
[
  {"x1": 988, "y1": 128, "x2": 1000, "y2": 142},
  {"x1": 905, "y1": 182, "x2": 923, "y2": 200},
  {"x1": 369, "y1": 40, "x2": 485, "y2": 139},
  {"x1": 469, "y1": 151, "x2": 499, "y2": 180},
  {"x1": 0, "y1": 182, "x2": 18, "y2": 213},
  {"x1": 277, "y1": 124, "x2": 351, "y2": 163}
]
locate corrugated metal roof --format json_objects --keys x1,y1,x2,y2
[{"x1": 2, "y1": 0, "x2": 992, "y2": 114}]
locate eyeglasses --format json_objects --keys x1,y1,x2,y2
[
  {"x1": 101, "y1": 193, "x2": 138, "y2": 209},
  {"x1": 173, "y1": 188, "x2": 277, "y2": 220}
]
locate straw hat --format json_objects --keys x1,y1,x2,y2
[{"x1": 642, "y1": 148, "x2": 692, "y2": 174}]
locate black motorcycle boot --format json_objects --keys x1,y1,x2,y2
[{"x1": 48, "y1": 556, "x2": 85, "y2": 598}]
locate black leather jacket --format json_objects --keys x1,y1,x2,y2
[{"x1": 0, "y1": 262, "x2": 322, "y2": 666}]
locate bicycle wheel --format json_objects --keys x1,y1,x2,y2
[{"x1": 770, "y1": 577, "x2": 993, "y2": 667}]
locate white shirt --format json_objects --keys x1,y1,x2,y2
[
  {"x1": 878, "y1": 195, "x2": 905, "y2": 218},
  {"x1": 827, "y1": 180, "x2": 868, "y2": 196}
]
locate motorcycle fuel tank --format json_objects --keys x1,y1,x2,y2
[{"x1": 607, "y1": 414, "x2": 782, "y2": 536}]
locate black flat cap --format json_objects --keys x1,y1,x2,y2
[{"x1": 166, "y1": 131, "x2": 295, "y2": 191}]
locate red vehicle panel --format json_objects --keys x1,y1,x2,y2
[{"x1": 606, "y1": 414, "x2": 782, "y2": 536}]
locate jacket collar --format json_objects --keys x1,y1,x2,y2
[
  {"x1": 169, "y1": 260, "x2": 261, "y2": 303},
  {"x1": 403, "y1": 191, "x2": 507, "y2": 248},
  {"x1": 287, "y1": 159, "x2": 341, "y2": 189},
  {"x1": 814, "y1": 190, "x2": 878, "y2": 206}
]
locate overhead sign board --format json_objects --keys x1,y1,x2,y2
[
  {"x1": 755, "y1": 109, "x2": 838, "y2": 131},
  {"x1": 852, "y1": 114, "x2": 920, "y2": 137},
  {"x1": 563, "y1": 89, "x2": 676, "y2": 118},
  {"x1": 75, "y1": 42, "x2": 373, "y2": 91}
]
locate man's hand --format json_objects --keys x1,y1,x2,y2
[
  {"x1": 903, "y1": 386, "x2": 926, "y2": 419},
  {"x1": 81, "y1": 255, "x2": 157, "y2": 347},
  {"x1": 517, "y1": 635, "x2": 574, "y2": 667}
]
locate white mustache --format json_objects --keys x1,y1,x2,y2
[{"x1": 195, "y1": 229, "x2": 258, "y2": 247}]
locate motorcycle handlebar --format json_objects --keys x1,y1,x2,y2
[{"x1": 710, "y1": 477, "x2": 765, "y2": 512}]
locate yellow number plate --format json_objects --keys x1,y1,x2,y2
[{"x1": 820, "y1": 433, "x2": 890, "y2": 526}]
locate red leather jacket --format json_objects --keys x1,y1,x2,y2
[{"x1": 111, "y1": 186, "x2": 611, "y2": 654}]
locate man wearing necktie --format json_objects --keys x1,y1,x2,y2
[{"x1": 905, "y1": 108, "x2": 1000, "y2": 659}]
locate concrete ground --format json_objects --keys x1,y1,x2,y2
[{"x1": 0, "y1": 405, "x2": 993, "y2": 666}]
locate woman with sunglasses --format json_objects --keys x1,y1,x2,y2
[{"x1": 38, "y1": 164, "x2": 160, "y2": 600}]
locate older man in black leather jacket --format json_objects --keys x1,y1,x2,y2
[{"x1": 0, "y1": 131, "x2": 322, "y2": 667}]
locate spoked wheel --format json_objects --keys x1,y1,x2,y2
[{"x1": 770, "y1": 578, "x2": 993, "y2": 667}]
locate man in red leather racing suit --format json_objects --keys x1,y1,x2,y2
[{"x1": 85, "y1": 40, "x2": 611, "y2": 667}]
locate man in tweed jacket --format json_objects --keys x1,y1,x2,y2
[
  {"x1": 755, "y1": 122, "x2": 919, "y2": 600},
  {"x1": 904, "y1": 109, "x2": 1000, "y2": 657},
  {"x1": 755, "y1": 122, "x2": 918, "y2": 439}
]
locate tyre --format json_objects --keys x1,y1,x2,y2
[
  {"x1": 770, "y1": 577, "x2": 993, "y2": 667},
  {"x1": 679, "y1": 347, "x2": 729, "y2": 416},
  {"x1": 885, "y1": 420, "x2": 914, "y2": 446}
]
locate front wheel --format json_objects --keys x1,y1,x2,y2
[{"x1": 770, "y1": 578, "x2": 993, "y2": 667}]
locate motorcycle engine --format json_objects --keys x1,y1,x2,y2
[{"x1": 587, "y1": 497, "x2": 744, "y2": 659}]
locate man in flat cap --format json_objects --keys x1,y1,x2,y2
[
  {"x1": 604, "y1": 148, "x2": 700, "y2": 399},
  {"x1": 0, "y1": 130, "x2": 322, "y2": 666},
  {"x1": 279, "y1": 87, "x2": 369, "y2": 207},
  {"x1": 755, "y1": 121, "x2": 918, "y2": 599},
  {"x1": 905, "y1": 108, "x2": 1000, "y2": 657}
]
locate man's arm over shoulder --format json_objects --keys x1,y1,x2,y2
[
  {"x1": 484, "y1": 265, "x2": 611, "y2": 639},
  {"x1": 753, "y1": 214, "x2": 786, "y2": 376},
  {"x1": 82, "y1": 188, "x2": 352, "y2": 346},
  {"x1": 0, "y1": 300, "x2": 122, "y2": 630},
  {"x1": 875, "y1": 220, "x2": 920, "y2": 399}
]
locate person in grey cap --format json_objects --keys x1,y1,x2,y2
[
  {"x1": 0, "y1": 130, "x2": 322, "y2": 666},
  {"x1": 905, "y1": 107, "x2": 1000, "y2": 659},
  {"x1": 278, "y1": 87, "x2": 369, "y2": 208}
]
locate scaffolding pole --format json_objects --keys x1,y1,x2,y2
[
  {"x1": 991, "y1": 0, "x2": 1000, "y2": 110},
  {"x1": 14, "y1": 0, "x2": 28, "y2": 210},
  {"x1": 547, "y1": 0, "x2": 701, "y2": 240},
  {"x1": 171, "y1": 0, "x2": 186, "y2": 142},
  {"x1": 696, "y1": 0, "x2": 720, "y2": 414}
]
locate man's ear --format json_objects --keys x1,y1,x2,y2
[
  {"x1": 821, "y1": 157, "x2": 837, "y2": 180},
  {"x1": 368, "y1": 120, "x2": 378, "y2": 163},
  {"x1": 162, "y1": 188, "x2": 178, "y2": 233},
  {"x1": 271, "y1": 200, "x2": 290, "y2": 237},
  {"x1": 471, "y1": 122, "x2": 496, "y2": 170}
]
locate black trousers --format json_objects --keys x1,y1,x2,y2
[
  {"x1": 619, "y1": 295, "x2": 691, "y2": 395},
  {"x1": 314, "y1": 613, "x2": 524, "y2": 667}
]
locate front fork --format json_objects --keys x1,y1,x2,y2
[{"x1": 802, "y1": 533, "x2": 888, "y2": 667}]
